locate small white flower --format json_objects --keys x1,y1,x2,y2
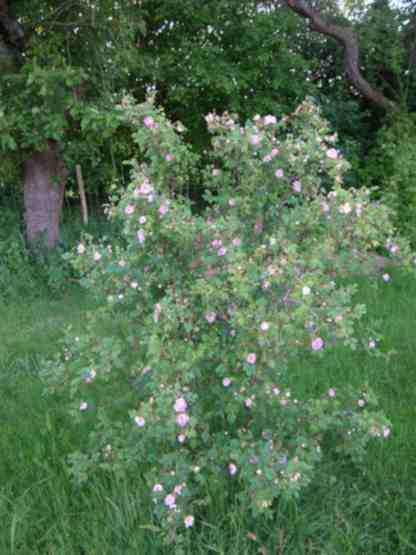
[
  {"x1": 184, "y1": 515, "x2": 194, "y2": 528},
  {"x1": 134, "y1": 416, "x2": 145, "y2": 427}
]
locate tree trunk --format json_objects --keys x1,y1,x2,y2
[{"x1": 24, "y1": 141, "x2": 67, "y2": 249}]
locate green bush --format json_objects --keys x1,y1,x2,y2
[
  {"x1": 42, "y1": 96, "x2": 414, "y2": 546},
  {"x1": 362, "y1": 112, "x2": 416, "y2": 244}
]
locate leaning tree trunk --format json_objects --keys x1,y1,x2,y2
[{"x1": 24, "y1": 141, "x2": 67, "y2": 249}]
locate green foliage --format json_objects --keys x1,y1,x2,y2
[
  {"x1": 363, "y1": 112, "x2": 416, "y2": 242},
  {"x1": 41, "y1": 96, "x2": 414, "y2": 545}
]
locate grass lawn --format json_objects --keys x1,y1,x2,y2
[{"x1": 0, "y1": 270, "x2": 415, "y2": 554}]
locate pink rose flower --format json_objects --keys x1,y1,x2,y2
[
  {"x1": 264, "y1": 115, "x2": 277, "y2": 125},
  {"x1": 176, "y1": 412, "x2": 190, "y2": 427},
  {"x1": 228, "y1": 463, "x2": 237, "y2": 475},
  {"x1": 164, "y1": 494, "x2": 176, "y2": 508},
  {"x1": 311, "y1": 337, "x2": 324, "y2": 351},
  {"x1": 327, "y1": 148, "x2": 338, "y2": 159},
  {"x1": 292, "y1": 180, "x2": 302, "y2": 193},
  {"x1": 174, "y1": 397, "x2": 188, "y2": 413},
  {"x1": 144, "y1": 115, "x2": 155, "y2": 128},
  {"x1": 246, "y1": 353, "x2": 256, "y2": 364},
  {"x1": 205, "y1": 312, "x2": 217, "y2": 324},
  {"x1": 275, "y1": 168, "x2": 284, "y2": 178}
]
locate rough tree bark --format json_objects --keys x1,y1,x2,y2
[
  {"x1": 285, "y1": 0, "x2": 396, "y2": 111},
  {"x1": 23, "y1": 141, "x2": 68, "y2": 249},
  {"x1": 1, "y1": 0, "x2": 67, "y2": 249}
]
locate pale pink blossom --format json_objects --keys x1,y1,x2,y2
[
  {"x1": 232, "y1": 238, "x2": 241, "y2": 247},
  {"x1": 264, "y1": 115, "x2": 277, "y2": 125},
  {"x1": 302, "y1": 286, "x2": 311, "y2": 296},
  {"x1": 77, "y1": 244, "x2": 85, "y2": 254},
  {"x1": 245, "y1": 398, "x2": 253, "y2": 408},
  {"x1": 93, "y1": 251, "x2": 102, "y2": 261},
  {"x1": 321, "y1": 201, "x2": 330, "y2": 213},
  {"x1": 139, "y1": 216, "x2": 147, "y2": 224},
  {"x1": 176, "y1": 412, "x2": 190, "y2": 427},
  {"x1": 263, "y1": 154, "x2": 272, "y2": 162},
  {"x1": 144, "y1": 115, "x2": 155, "y2": 128},
  {"x1": 134, "y1": 416, "x2": 145, "y2": 427},
  {"x1": 275, "y1": 168, "x2": 284, "y2": 178},
  {"x1": 383, "y1": 273, "x2": 391, "y2": 282},
  {"x1": 165, "y1": 153, "x2": 173, "y2": 162},
  {"x1": 358, "y1": 399, "x2": 366, "y2": 407},
  {"x1": 260, "y1": 321, "x2": 270, "y2": 331},
  {"x1": 250, "y1": 134, "x2": 261, "y2": 146},
  {"x1": 212, "y1": 168, "x2": 221, "y2": 176},
  {"x1": 164, "y1": 494, "x2": 176, "y2": 509},
  {"x1": 80, "y1": 401, "x2": 88, "y2": 411},
  {"x1": 218, "y1": 247, "x2": 227, "y2": 256},
  {"x1": 138, "y1": 181, "x2": 153, "y2": 196},
  {"x1": 292, "y1": 180, "x2": 302, "y2": 193},
  {"x1": 339, "y1": 203, "x2": 352, "y2": 215},
  {"x1": 246, "y1": 353, "x2": 256, "y2": 364},
  {"x1": 270, "y1": 148, "x2": 280, "y2": 157},
  {"x1": 228, "y1": 463, "x2": 237, "y2": 475},
  {"x1": 137, "y1": 229, "x2": 145, "y2": 244},
  {"x1": 383, "y1": 427, "x2": 391, "y2": 438},
  {"x1": 327, "y1": 148, "x2": 338, "y2": 159},
  {"x1": 205, "y1": 312, "x2": 217, "y2": 324},
  {"x1": 327, "y1": 388, "x2": 336, "y2": 398},
  {"x1": 153, "y1": 484, "x2": 163, "y2": 492},
  {"x1": 174, "y1": 398, "x2": 188, "y2": 413},
  {"x1": 369, "y1": 340, "x2": 376, "y2": 349},
  {"x1": 124, "y1": 204, "x2": 135, "y2": 215},
  {"x1": 177, "y1": 434, "x2": 186, "y2": 443},
  {"x1": 184, "y1": 515, "x2": 194, "y2": 528},
  {"x1": 311, "y1": 337, "x2": 324, "y2": 351},
  {"x1": 131, "y1": 281, "x2": 139, "y2": 289},
  {"x1": 223, "y1": 377, "x2": 231, "y2": 387},
  {"x1": 159, "y1": 204, "x2": 169, "y2": 215}
]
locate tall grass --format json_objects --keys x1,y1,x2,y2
[{"x1": 0, "y1": 269, "x2": 415, "y2": 553}]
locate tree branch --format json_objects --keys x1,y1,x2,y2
[{"x1": 286, "y1": 0, "x2": 396, "y2": 111}]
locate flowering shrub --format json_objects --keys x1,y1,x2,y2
[{"x1": 43, "y1": 95, "x2": 414, "y2": 542}]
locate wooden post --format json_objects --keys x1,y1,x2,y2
[{"x1": 76, "y1": 164, "x2": 89, "y2": 226}]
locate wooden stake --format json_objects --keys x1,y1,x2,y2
[{"x1": 76, "y1": 164, "x2": 89, "y2": 225}]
